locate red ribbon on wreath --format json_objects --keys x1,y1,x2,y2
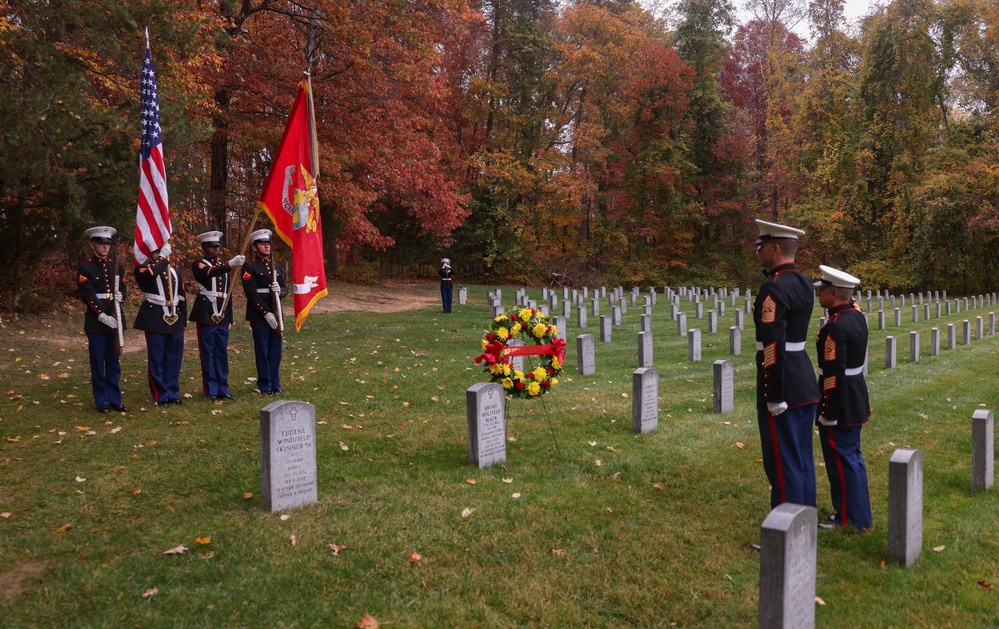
[{"x1": 475, "y1": 338, "x2": 566, "y2": 366}]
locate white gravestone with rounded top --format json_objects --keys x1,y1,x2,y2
[
  {"x1": 260, "y1": 400, "x2": 318, "y2": 512},
  {"x1": 466, "y1": 382, "x2": 506, "y2": 468}
]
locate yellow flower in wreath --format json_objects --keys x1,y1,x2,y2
[
  {"x1": 489, "y1": 363, "x2": 506, "y2": 376},
  {"x1": 526, "y1": 382, "x2": 541, "y2": 396},
  {"x1": 532, "y1": 367, "x2": 548, "y2": 382},
  {"x1": 550, "y1": 377, "x2": 558, "y2": 386},
  {"x1": 518, "y1": 308, "x2": 533, "y2": 322},
  {"x1": 532, "y1": 323, "x2": 547, "y2": 338},
  {"x1": 496, "y1": 327, "x2": 509, "y2": 340},
  {"x1": 481, "y1": 338, "x2": 489, "y2": 352},
  {"x1": 551, "y1": 357, "x2": 562, "y2": 370},
  {"x1": 494, "y1": 314, "x2": 509, "y2": 323},
  {"x1": 514, "y1": 370, "x2": 525, "y2": 380},
  {"x1": 510, "y1": 323, "x2": 522, "y2": 336},
  {"x1": 501, "y1": 363, "x2": 512, "y2": 376},
  {"x1": 502, "y1": 377, "x2": 514, "y2": 390}
]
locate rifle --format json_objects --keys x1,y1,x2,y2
[
  {"x1": 272, "y1": 252, "x2": 285, "y2": 339},
  {"x1": 111, "y1": 237, "x2": 125, "y2": 355}
]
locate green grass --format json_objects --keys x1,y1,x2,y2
[{"x1": 1, "y1": 284, "x2": 997, "y2": 627}]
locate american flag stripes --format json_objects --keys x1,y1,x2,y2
[{"x1": 133, "y1": 42, "x2": 171, "y2": 264}]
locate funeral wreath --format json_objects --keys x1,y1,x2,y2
[{"x1": 475, "y1": 307, "x2": 565, "y2": 398}]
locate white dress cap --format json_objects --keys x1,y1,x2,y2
[
  {"x1": 813, "y1": 264, "x2": 861, "y2": 289},
  {"x1": 196, "y1": 230, "x2": 223, "y2": 245},
  {"x1": 755, "y1": 219, "x2": 805, "y2": 243},
  {"x1": 84, "y1": 226, "x2": 117, "y2": 243},
  {"x1": 250, "y1": 229, "x2": 272, "y2": 244}
]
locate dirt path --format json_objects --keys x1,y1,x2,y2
[{"x1": 308, "y1": 282, "x2": 439, "y2": 314}]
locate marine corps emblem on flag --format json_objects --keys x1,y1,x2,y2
[
  {"x1": 761, "y1": 295, "x2": 776, "y2": 324},
  {"x1": 824, "y1": 336, "x2": 837, "y2": 361},
  {"x1": 282, "y1": 164, "x2": 319, "y2": 234}
]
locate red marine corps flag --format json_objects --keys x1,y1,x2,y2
[{"x1": 258, "y1": 77, "x2": 328, "y2": 331}]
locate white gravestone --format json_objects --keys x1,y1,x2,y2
[
  {"x1": 600, "y1": 316, "x2": 612, "y2": 343},
  {"x1": 688, "y1": 329, "x2": 702, "y2": 362},
  {"x1": 947, "y1": 323, "x2": 956, "y2": 349},
  {"x1": 758, "y1": 504, "x2": 817, "y2": 629},
  {"x1": 888, "y1": 448, "x2": 923, "y2": 567},
  {"x1": 730, "y1": 326, "x2": 741, "y2": 356},
  {"x1": 972, "y1": 409, "x2": 994, "y2": 493},
  {"x1": 507, "y1": 339, "x2": 524, "y2": 372},
  {"x1": 930, "y1": 327, "x2": 940, "y2": 356},
  {"x1": 577, "y1": 334, "x2": 595, "y2": 375},
  {"x1": 885, "y1": 336, "x2": 896, "y2": 368},
  {"x1": 631, "y1": 367, "x2": 659, "y2": 434},
  {"x1": 910, "y1": 331, "x2": 919, "y2": 363},
  {"x1": 466, "y1": 382, "x2": 506, "y2": 468},
  {"x1": 638, "y1": 331, "x2": 653, "y2": 368},
  {"x1": 458, "y1": 286, "x2": 467, "y2": 305},
  {"x1": 677, "y1": 312, "x2": 687, "y2": 337},
  {"x1": 260, "y1": 400, "x2": 318, "y2": 512},
  {"x1": 578, "y1": 306, "x2": 588, "y2": 328},
  {"x1": 641, "y1": 314, "x2": 652, "y2": 333},
  {"x1": 713, "y1": 360, "x2": 734, "y2": 413}
]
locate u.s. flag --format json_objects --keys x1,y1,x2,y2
[{"x1": 133, "y1": 41, "x2": 171, "y2": 264}]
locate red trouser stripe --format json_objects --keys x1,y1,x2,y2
[
  {"x1": 828, "y1": 429, "x2": 848, "y2": 523},
  {"x1": 767, "y1": 410, "x2": 787, "y2": 503}
]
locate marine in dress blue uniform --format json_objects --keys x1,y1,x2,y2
[
  {"x1": 753, "y1": 219, "x2": 820, "y2": 509},
  {"x1": 78, "y1": 226, "x2": 129, "y2": 413},
  {"x1": 190, "y1": 231, "x2": 245, "y2": 401},
  {"x1": 814, "y1": 265, "x2": 872, "y2": 531},
  {"x1": 439, "y1": 258, "x2": 454, "y2": 313},
  {"x1": 241, "y1": 229, "x2": 287, "y2": 394},
  {"x1": 133, "y1": 242, "x2": 187, "y2": 405}
]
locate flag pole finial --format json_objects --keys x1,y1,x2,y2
[{"x1": 144, "y1": 27, "x2": 150, "y2": 49}]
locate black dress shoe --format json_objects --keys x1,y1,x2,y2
[
  {"x1": 96, "y1": 405, "x2": 110, "y2": 413},
  {"x1": 218, "y1": 393, "x2": 236, "y2": 401},
  {"x1": 172, "y1": 398, "x2": 185, "y2": 405},
  {"x1": 111, "y1": 403, "x2": 129, "y2": 413}
]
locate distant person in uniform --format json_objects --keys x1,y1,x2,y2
[
  {"x1": 241, "y1": 229, "x2": 286, "y2": 395},
  {"x1": 439, "y1": 257, "x2": 454, "y2": 313},
  {"x1": 134, "y1": 241, "x2": 187, "y2": 405},
  {"x1": 753, "y1": 219, "x2": 820, "y2": 509},
  {"x1": 78, "y1": 226, "x2": 128, "y2": 414},
  {"x1": 190, "y1": 231, "x2": 244, "y2": 401},
  {"x1": 814, "y1": 265, "x2": 872, "y2": 531}
]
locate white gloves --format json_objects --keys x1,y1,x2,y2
[
  {"x1": 269, "y1": 281, "x2": 281, "y2": 293},
  {"x1": 228, "y1": 255, "x2": 246, "y2": 267},
  {"x1": 817, "y1": 415, "x2": 838, "y2": 427},
  {"x1": 264, "y1": 312, "x2": 278, "y2": 330},
  {"x1": 159, "y1": 243, "x2": 172, "y2": 258},
  {"x1": 98, "y1": 313, "x2": 118, "y2": 329},
  {"x1": 114, "y1": 291, "x2": 123, "y2": 302},
  {"x1": 767, "y1": 401, "x2": 788, "y2": 417}
]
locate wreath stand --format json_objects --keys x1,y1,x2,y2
[{"x1": 503, "y1": 353, "x2": 562, "y2": 456}]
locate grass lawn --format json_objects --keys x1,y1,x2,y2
[{"x1": 1, "y1": 284, "x2": 997, "y2": 627}]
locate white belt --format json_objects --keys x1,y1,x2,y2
[
  {"x1": 257, "y1": 288, "x2": 272, "y2": 294},
  {"x1": 818, "y1": 366, "x2": 864, "y2": 376},
  {"x1": 94, "y1": 293, "x2": 114, "y2": 299},
  {"x1": 199, "y1": 290, "x2": 220, "y2": 298},
  {"x1": 756, "y1": 341, "x2": 806, "y2": 351},
  {"x1": 143, "y1": 293, "x2": 185, "y2": 305}
]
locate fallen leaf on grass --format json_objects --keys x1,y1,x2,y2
[
  {"x1": 606, "y1": 446, "x2": 616, "y2": 452},
  {"x1": 242, "y1": 492, "x2": 253, "y2": 500},
  {"x1": 356, "y1": 613, "x2": 379, "y2": 629},
  {"x1": 280, "y1": 514, "x2": 290, "y2": 521},
  {"x1": 502, "y1": 478, "x2": 513, "y2": 483},
  {"x1": 594, "y1": 460, "x2": 602, "y2": 466},
  {"x1": 110, "y1": 426, "x2": 122, "y2": 434},
  {"x1": 58, "y1": 523, "x2": 73, "y2": 532},
  {"x1": 461, "y1": 507, "x2": 475, "y2": 518},
  {"x1": 0, "y1": 512, "x2": 11, "y2": 518},
  {"x1": 512, "y1": 493, "x2": 521, "y2": 499},
  {"x1": 290, "y1": 535, "x2": 297, "y2": 546},
  {"x1": 75, "y1": 426, "x2": 90, "y2": 431},
  {"x1": 653, "y1": 483, "x2": 663, "y2": 490},
  {"x1": 131, "y1": 489, "x2": 142, "y2": 496},
  {"x1": 328, "y1": 543, "x2": 346, "y2": 556},
  {"x1": 550, "y1": 548, "x2": 564, "y2": 556},
  {"x1": 340, "y1": 442, "x2": 349, "y2": 451},
  {"x1": 978, "y1": 581, "x2": 992, "y2": 591},
  {"x1": 735, "y1": 442, "x2": 745, "y2": 449},
  {"x1": 507, "y1": 436, "x2": 517, "y2": 442},
  {"x1": 196, "y1": 536, "x2": 211, "y2": 545},
  {"x1": 75, "y1": 476, "x2": 86, "y2": 483},
  {"x1": 933, "y1": 545, "x2": 946, "y2": 552},
  {"x1": 163, "y1": 545, "x2": 187, "y2": 555},
  {"x1": 409, "y1": 550, "x2": 422, "y2": 563},
  {"x1": 142, "y1": 587, "x2": 159, "y2": 598},
  {"x1": 465, "y1": 479, "x2": 477, "y2": 485},
  {"x1": 815, "y1": 596, "x2": 826, "y2": 606},
  {"x1": 588, "y1": 441, "x2": 597, "y2": 446}
]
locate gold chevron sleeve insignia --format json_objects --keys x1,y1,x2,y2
[
  {"x1": 761, "y1": 295, "x2": 776, "y2": 324},
  {"x1": 824, "y1": 336, "x2": 837, "y2": 361},
  {"x1": 823, "y1": 375, "x2": 837, "y2": 391},
  {"x1": 763, "y1": 342, "x2": 777, "y2": 367}
]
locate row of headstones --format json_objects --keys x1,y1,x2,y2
[
  {"x1": 883, "y1": 315, "x2": 996, "y2": 366},
  {"x1": 869, "y1": 297, "x2": 998, "y2": 330},
  {"x1": 761, "y1": 409, "x2": 995, "y2": 627}
]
